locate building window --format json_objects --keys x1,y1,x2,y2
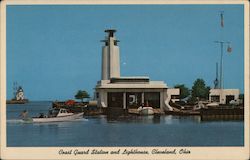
[
  {"x1": 171, "y1": 95, "x2": 180, "y2": 99},
  {"x1": 226, "y1": 95, "x2": 235, "y2": 104},
  {"x1": 211, "y1": 95, "x2": 220, "y2": 102},
  {"x1": 96, "y1": 92, "x2": 99, "y2": 99},
  {"x1": 144, "y1": 92, "x2": 160, "y2": 108},
  {"x1": 126, "y1": 92, "x2": 142, "y2": 109}
]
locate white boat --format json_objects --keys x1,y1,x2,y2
[
  {"x1": 24, "y1": 108, "x2": 83, "y2": 123},
  {"x1": 137, "y1": 106, "x2": 154, "y2": 115},
  {"x1": 206, "y1": 102, "x2": 219, "y2": 107}
]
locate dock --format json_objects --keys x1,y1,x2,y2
[
  {"x1": 166, "y1": 110, "x2": 200, "y2": 116},
  {"x1": 52, "y1": 100, "x2": 244, "y2": 121},
  {"x1": 200, "y1": 107, "x2": 244, "y2": 121},
  {"x1": 200, "y1": 107, "x2": 244, "y2": 115}
]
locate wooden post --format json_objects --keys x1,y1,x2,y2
[
  {"x1": 141, "y1": 92, "x2": 144, "y2": 105},
  {"x1": 123, "y1": 92, "x2": 126, "y2": 109}
]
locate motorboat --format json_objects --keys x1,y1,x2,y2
[
  {"x1": 23, "y1": 108, "x2": 83, "y2": 123},
  {"x1": 137, "y1": 106, "x2": 154, "y2": 115}
]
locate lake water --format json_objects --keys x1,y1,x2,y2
[{"x1": 7, "y1": 101, "x2": 244, "y2": 147}]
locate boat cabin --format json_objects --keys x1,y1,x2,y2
[{"x1": 49, "y1": 108, "x2": 73, "y2": 117}]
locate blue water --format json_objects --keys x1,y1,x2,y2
[{"x1": 7, "y1": 101, "x2": 244, "y2": 147}]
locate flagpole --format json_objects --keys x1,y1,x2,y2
[{"x1": 220, "y1": 11, "x2": 224, "y2": 89}]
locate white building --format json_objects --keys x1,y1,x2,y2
[
  {"x1": 95, "y1": 30, "x2": 179, "y2": 111},
  {"x1": 209, "y1": 89, "x2": 240, "y2": 104}
]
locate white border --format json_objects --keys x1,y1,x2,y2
[{"x1": 0, "y1": 0, "x2": 249, "y2": 159}]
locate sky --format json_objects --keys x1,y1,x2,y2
[{"x1": 6, "y1": 4, "x2": 244, "y2": 101}]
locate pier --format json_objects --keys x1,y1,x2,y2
[
  {"x1": 52, "y1": 100, "x2": 244, "y2": 121},
  {"x1": 200, "y1": 107, "x2": 244, "y2": 121}
]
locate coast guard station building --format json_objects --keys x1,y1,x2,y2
[{"x1": 95, "y1": 30, "x2": 179, "y2": 111}]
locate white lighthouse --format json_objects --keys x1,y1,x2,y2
[
  {"x1": 16, "y1": 86, "x2": 25, "y2": 100},
  {"x1": 101, "y1": 29, "x2": 120, "y2": 80}
]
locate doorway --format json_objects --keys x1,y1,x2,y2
[
  {"x1": 226, "y1": 95, "x2": 235, "y2": 104},
  {"x1": 107, "y1": 92, "x2": 123, "y2": 108}
]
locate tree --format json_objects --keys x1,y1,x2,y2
[
  {"x1": 239, "y1": 93, "x2": 244, "y2": 100},
  {"x1": 174, "y1": 84, "x2": 190, "y2": 100},
  {"x1": 75, "y1": 90, "x2": 90, "y2": 102},
  {"x1": 190, "y1": 78, "x2": 210, "y2": 102}
]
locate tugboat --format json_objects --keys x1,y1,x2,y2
[{"x1": 7, "y1": 82, "x2": 29, "y2": 104}]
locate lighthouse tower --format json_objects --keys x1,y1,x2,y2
[
  {"x1": 101, "y1": 29, "x2": 120, "y2": 80},
  {"x1": 15, "y1": 86, "x2": 25, "y2": 100}
]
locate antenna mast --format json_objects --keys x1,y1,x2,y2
[
  {"x1": 214, "y1": 62, "x2": 219, "y2": 89},
  {"x1": 214, "y1": 11, "x2": 231, "y2": 89},
  {"x1": 214, "y1": 40, "x2": 230, "y2": 89}
]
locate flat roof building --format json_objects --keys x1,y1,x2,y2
[
  {"x1": 209, "y1": 89, "x2": 240, "y2": 104},
  {"x1": 95, "y1": 30, "x2": 179, "y2": 112}
]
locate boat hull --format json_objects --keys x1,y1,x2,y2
[
  {"x1": 139, "y1": 107, "x2": 154, "y2": 115},
  {"x1": 31, "y1": 113, "x2": 84, "y2": 123}
]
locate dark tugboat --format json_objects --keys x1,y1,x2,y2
[{"x1": 7, "y1": 82, "x2": 29, "y2": 104}]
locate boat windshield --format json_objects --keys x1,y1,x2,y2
[{"x1": 48, "y1": 109, "x2": 60, "y2": 117}]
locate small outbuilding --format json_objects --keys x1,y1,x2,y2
[{"x1": 209, "y1": 89, "x2": 240, "y2": 104}]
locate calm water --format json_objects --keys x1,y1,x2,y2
[{"x1": 7, "y1": 101, "x2": 244, "y2": 147}]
